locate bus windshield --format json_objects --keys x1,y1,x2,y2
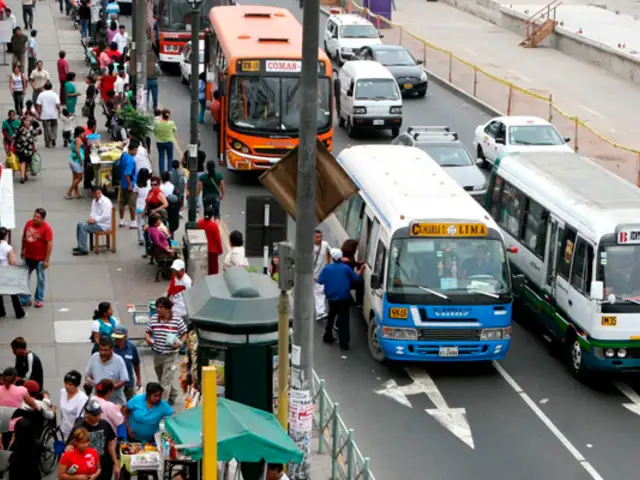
[
  {"x1": 228, "y1": 75, "x2": 332, "y2": 133},
  {"x1": 387, "y1": 237, "x2": 510, "y2": 296},
  {"x1": 158, "y1": 0, "x2": 216, "y2": 31},
  {"x1": 599, "y1": 244, "x2": 640, "y2": 300}
]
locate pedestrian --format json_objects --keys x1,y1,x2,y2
[
  {"x1": 74, "y1": 186, "x2": 113, "y2": 256},
  {"x1": 167, "y1": 259, "x2": 192, "y2": 321},
  {"x1": 90, "y1": 301, "x2": 119, "y2": 352},
  {"x1": 0, "y1": 368, "x2": 40, "y2": 447},
  {"x1": 341, "y1": 239, "x2": 364, "y2": 308},
  {"x1": 35, "y1": 81, "x2": 60, "y2": 148},
  {"x1": 154, "y1": 109, "x2": 177, "y2": 173},
  {"x1": 5, "y1": 9, "x2": 16, "y2": 30},
  {"x1": 317, "y1": 248, "x2": 364, "y2": 350},
  {"x1": 56, "y1": 50, "x2": 69, "y2": 104},
  {"x1": 60, "y1": 107, "x2": 74, "y2": 147},
  {"x1": 26, "y1": 30, "x2": 36, "y2": 77},
  {"x1": 144, "y1": 176, "x2": 169, "y2": 221},
  {"x1": 126, "y1": 134, "x2": 152, "y2": 173},
  {"x1": 105, "y1": 0, "x2": 119, "y2": 23},
  {"x1": 59, "y1": 370, "x2": 88, "y2": 439},
  {"x1": 97, "y1": 42, "x2": 111, "y2": 72},
  {"x1": 313, "y1": 229, "x2": 331, "y2": 320},
  {"x1": 19, "y1": 208, "x2": 52, "y2": 308},
  {"x1": 78, "y1": 0, "x2": 90, "y2": 39},
  {"x1": 112, "y1": 24, "x2": 128, "y2": 54},
  {"x1": 64, "y1": 71, "x2": 81, "y2": 115},
  {"x1": 68, "y1": 399, "x2": 119, "y2": 480},
  {"x1": 28, "y1": 60, "x2": 49, "y2": 105},
  {"x1": 11, "y1": 337, "x2": 43, "y2": 387},
  {"x1": 211, "y1": 90, "x2": 222, "y2": 162},
  {"x1": 84, "y1": 335, "x2": 129, "y2": 405},
  {"x1": 146, "y1": 49, "x2": 160, "y2": 112},
  {"x1": 21, "y1": 0, "x2": 34, "y2": 30},
  {"x1": 66, "y1": 126, "x2": 85, "y2": 198},
  {"x1": 223, "y1": 230, "x2": 249, "y2": 271},
  {"x1": 197, "y1": 160, "x2": 224, "y2": 219},
  {"x1": 0, "y1": 228, "x2": 26, "y2": 320},
  {"x1": 112, "y1": 325, "x2": 142, "y2": 400},
  {"x1": 169, "y1": 160, "x2": 186, "y2": 206},
  {"x1": 93, "y1": 379, "x2": 124, "y2": 434},
  {"x1": 198, "y1": 71, "x2": 206, "y2": 123},
  {"x1": 124, "y1": 382, "x2": 173, "y2": 443},
  {"x1": 114, "y1": 65, "x2": 128, "y2": 103},
  {"x1": 8, "y1": 418, "x2": 42, "y2": 480},
  {"x1": 107, "y1": 41, "x2": 120, "y2": 63},
  {"x1": 197, "y1": 206, "x2": 223, "y2": 275},
  {"x1": 160, "y1": 170, "x2": 174, "y2": 197},
  {"x1": 106, "y1": 20, "x2": 118, "y2": 46},
  {"x1": 118, "y1": 140, "x2": 138, "y2": 229},
  {"x1": 10, "y1": 27, "x2": 27, "y2": 72},
  {"x1": 8, "y1": 64, "x2": 26, "y2": 115},
  {"x1": 145, "y1": 296, "x2": 187, "y2": 404},
  {"x1": 14, "y1": 116, "x2": 36, "y2": 183},
  {"x1": 2, "y1": 110, "x2": 20, "y2": 156},
  {"x1": 265, "y1": 462, "x2": 290, "y2": 480},
  {"x1": 83, "y1": 75, "x2": 97, "y2": 122},
  {"x1": 58, "y1": 428, "x2": 100, "y2": 479},
  {"x1": 134, "y1": 168, "x2": 151, "y2": 245},
  {"x1": 89, "y1": 0, "x2": 100, "y2": 41}
]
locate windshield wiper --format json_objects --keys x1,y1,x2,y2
[
  {"x1": 467, "y1": 289, "x2": 500, "y2": 299},
  {"x1": 614, "y1": 295, "x2": 640, "y2": 305},
  {"x1": 398, "y1": 283, "x2": 450, "y2": 300}
]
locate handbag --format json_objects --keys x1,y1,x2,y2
[
  {"x1": 81, "y1": 104, "x2": 91, "y2": 118},
  {"x1": 5, "y1": 152, "x2": 19, "y2": 171},
  {"x1": 30, "y1": 151, "x2": 41, "y2": 175}
]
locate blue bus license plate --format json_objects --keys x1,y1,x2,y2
[{"x1": 439, "y1": 347, "x2": 459, "y2": 357}]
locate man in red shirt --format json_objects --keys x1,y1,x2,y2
[
  {"x1": 56, "y1": 50, "x2": 69, "y2": 104},
  {"x1": 197, "y1": 206, "x2": 223, "y2": 275},
  {"x1": 20, "y1": 208, "x2": 53, "y2": 308}
]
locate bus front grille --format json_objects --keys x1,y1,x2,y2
[
  {"x1": 418, "y1": 328, "x2": 481, "y2": 341},
  {"x1": 253, "y1": 147, "x2": 293, "y2": 156}
]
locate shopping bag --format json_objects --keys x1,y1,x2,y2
[
  {"x1": 5, "y1": 153, "x2": 18, "y2": 172},
  {"x1": 30, "y1": 152, "x2": 41, "y2": 175}
]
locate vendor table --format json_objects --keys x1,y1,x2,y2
[{"x1": 90, "y1": 143, "x2": 123, "y2": 191}]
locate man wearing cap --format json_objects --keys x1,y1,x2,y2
[
  {"x1": 85, "y1": 335, "x2": 129, "y2": 406},
  {"x1": 167, "y1": 259, "x2": 192, "y2": 322},
  {"x1": 113, "y1": 325, "x2": 142, "y2": 400},
  {"x1": 69, "y1": 398, "x2": 119, "y2": 480},
  {"x1": 317, "y1": 248, "x2": 364, "y2": 351}
]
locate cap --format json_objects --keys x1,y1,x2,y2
[
  {"x1": 112, "y1": 325, "x2": 128, "y2": 339},
  {"x1": 23, "y1": 380, "x2": 40, "y2": 395},
  {"x1": 330, "y1": 248, "x2": 343, "y2": 261},
  {"x1": 171, "y1": 259, "x2": 185, "y2": 271},
  {"x1": 85, "y1": 399, "x2": 102, "y2": 415}
]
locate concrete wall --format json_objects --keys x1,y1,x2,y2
[{"x1": 436, "y1": 0, "x2": 503, "y2": 24}]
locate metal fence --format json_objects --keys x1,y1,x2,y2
[
  {"x1": 312, "y1": 371, "x2": 375, "y2": 480},
  {"x1": 338, "y1": 0, "x2": 640, "y2": 186}
]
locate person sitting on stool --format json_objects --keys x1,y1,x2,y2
[{"x1": 73, "y1": 186, "x2": 112, "y2": 256}]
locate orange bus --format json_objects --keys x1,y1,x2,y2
[{"x1": 205, "y1": 6, "x2": 334, "y2": 171}]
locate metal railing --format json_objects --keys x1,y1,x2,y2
[
  {"x1": 312, "y1": 371, "x2": 375, "y2": 480},
  {"x1": 524, "y1": 0, "x2": 561, "y2": 39}
]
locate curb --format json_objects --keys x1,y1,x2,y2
[{"x1": 319, "y1": 7, "x2": 502, "y2": 118}]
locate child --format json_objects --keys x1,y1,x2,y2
[
  {"x1": 134, "y1": 168, "x2": 151, "y2": 246},
  {"x1": 60, "y1": 108, "x2": 75, "y2": 147},
  {"x1": 223, "y1": 230, "x2": 249, "y2": 271},
  {"x1": 24, "y1": 100, "x2": 37, "y2": 116}
]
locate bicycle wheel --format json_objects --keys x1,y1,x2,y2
[{"x1": 39, "y1": 424, "x2": 64, "y2": 475}]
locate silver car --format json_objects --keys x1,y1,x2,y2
[{"x1": 392, "y1": 126, "x2": 487, "y2": 201}]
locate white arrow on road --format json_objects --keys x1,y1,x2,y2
[
  {"x1": 374, "y1": 368, "x2": 474, "y2": 449},
  {"x1": 613, "y1": 381, "x2": 640, "y2": 416}
]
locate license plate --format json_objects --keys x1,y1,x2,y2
[
  {"x1": 373, "y1": 119, "x2": 384, "y2": 126},
  {"x1": 403, "y1": 83, "x2": 413, "y2": 89},
  {"x1": 237, "y1": 161, "x2": 251, "y2": 170},
  {"x1": 439, "y1": 347, "x2": 459, "y2": 357}
]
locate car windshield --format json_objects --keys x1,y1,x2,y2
[
  {"x1": 374, "y1": 48, "x2": 415, "y2": 66},
  {"x1": 340, "y1": 24, "x2": 378, "y2": 38},
  {"x1": 508, "y1": 125, "x2": 565, "y2": 146},
  {"x1": 599, "y1": 244, "x2": 640, "y2": 301},
  {"x1": 228, "y1": 75, "x2": 332, "y2": 133},
  {"x1": 355, "y1": 79, "x2": 399, "y2": 100},
  {"x1": 420, "y1": 144, "x2": 474, "y2": 167},
  {"x1": 158, "y1": 0, "x2": 216, "y2": 31},
  {"x1": 387, "y1": 237, "x2": 510, "y2": 295}
]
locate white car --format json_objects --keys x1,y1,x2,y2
[
  {"x1": 323, "y1": 13, "x2": 382, "y2": 66},
  {"x1": 179, "y1": 40, "x2": 205, "y2": 86},
  {"x1": 473, "y1": 116, "x2": 573, "y2": 168}
]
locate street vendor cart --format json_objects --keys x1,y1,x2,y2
[{"x1": 90, "y1": 141, "x2": 123, "y2": 192}]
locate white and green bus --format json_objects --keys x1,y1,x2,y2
[{"x1": 485, "y1": 151, "x2": 640, "y2": 378}]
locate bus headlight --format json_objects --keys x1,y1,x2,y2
[
  {"x1": 617, "y1": 348, "x2": 628, "y2": 358},
  {"x1": 605, "y1": 348, "x2": 615, "y2": 358},
  {"x1": 480, "y1": 327, "x2": 511, "y2": 340},
  {"x1": 381, "y1": 327, "x2": 417, "y2": 341},
  {"x1": 228, "y1": 137, "x2": 251, "y2": 154}
]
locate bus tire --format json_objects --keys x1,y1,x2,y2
[
  {"x1": 566, "y1": 330, "x2": 589, "y2": 380},
  {"x1": 368, "y1": 319, "x2": 387, "y2": 363}
]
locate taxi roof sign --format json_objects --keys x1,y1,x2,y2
[{"x1": 410, "y1": 222, "x2": 488, "y2": 237}]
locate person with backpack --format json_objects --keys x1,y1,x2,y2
[{"x1": 90, "y1": 302, "x2": 119, "y2": 353}]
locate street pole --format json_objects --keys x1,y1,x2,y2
[
  {"x1": 277, "y1": 241, "x2": 294, "y2": 433},
  {"x1": 134, "y1": 0, "x2": 147, "y2": 112},
  {"x1": 289, "y1": 0, "x2": 320, "y2": 476},
  {"x1": 187, "y1": 2, "x2": 201, "y2": 227},
  {"x1": 201, "y1": 366, "x2": 218, "y2": 480}
]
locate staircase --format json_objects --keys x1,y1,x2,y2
[{"x1": 520, "y1": 0, "x2": 561, "y2": 48}]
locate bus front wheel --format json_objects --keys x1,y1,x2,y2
[
  {"x1": 566, "y1": 332, "x2": 589, "y2": 380},
  {"x1": 368, "y1": 320, "x2": 387, "y2": 363}
]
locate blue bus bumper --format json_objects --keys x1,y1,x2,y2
[{"x1": 379, "y1": 338, "x2": 511, "y2": 362}]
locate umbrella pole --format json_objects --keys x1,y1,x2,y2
[{"x1": 202, "y1": 366, "x2": 218, "y2": 480}]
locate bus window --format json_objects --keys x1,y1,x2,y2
[
  {"x1": 335, "y1": 197, "x2": 350, "y2": 227},
  {"x1": 558, "y1": 227, "x2": 577, "y2": 281},
  {"x1": 570, "y1": 237, "x2": 593, "y2": 294},
  {"x1": 361, "y1": 215, "x2": 373, "y2": 262},
  {"x1": 229, "y1": 76, "x2": 281, "y2": 131},
  {"x1": 346, "y1": 195, "x2": 364, "y2": 240},
  {"x1": 366, "y1": 219, "x2": 380, "y2": 267},
  {"x1": 488, "y1": 175, "x2": 503, "y2": 221},
  {"x1": 522, "y1": 199, "x2": 548, "y2": 259},
  {"x1": 373, "y1": 241, "x2": 387, "y2": 281},
  {"x1": 499, "y1": 182, "x2": 525, "y2": 237}
]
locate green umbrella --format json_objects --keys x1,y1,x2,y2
[{"x1": 165, "y1": 398, "x2": 303, "y2": 464}]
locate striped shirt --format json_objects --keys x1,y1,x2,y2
[{"x1": 146, "y1": 315, "x2": 187, "y2": 355}]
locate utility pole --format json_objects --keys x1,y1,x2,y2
[
  {"x1": 289, "y1": 0, "x2": 320, "y2": 476},
  {"x1": 134, "y1": 0, "x2": 147, "y2": 112},
  {"x1": 187, "y1": 0, "x2": 202, "y2": 227},
  {"x1": 277, "y1": 242, "x2": 294, "y2": 432}
]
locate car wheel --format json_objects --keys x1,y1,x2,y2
[
  {"x1": 368, "y1": 318, "x2": 387, "y2": 363},
  {"x1": 347, "y1": 117, "x2": 356, "y2": 138},
  {"x1": 477, "y1": 145, "x2": 489, "y2": 169},
  {"x1": 391, "y1": 127, "x2": 400, "y2": 138},
  {"x1": 181, "y1": 73, "x2": 188, "y2": 85}
]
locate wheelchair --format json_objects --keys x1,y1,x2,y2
[{"x1": 0, "y1": 406, "x2": 66, "y2": 477}]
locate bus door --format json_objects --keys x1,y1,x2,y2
[
  {"x1": 543, "y1": 215, "x2": 564, "y2": 298},
  {"x1": 369, "y1": 227, "x2": 390, "y2": 325},
  {"x1": 363, "y1": 215, "x2": 381, "y2": 321}
]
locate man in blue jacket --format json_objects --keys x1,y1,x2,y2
[{"x1": 317, "y1": 248, "x2": 364, "y2": 351}]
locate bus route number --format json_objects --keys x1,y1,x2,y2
[
  {"x1": 241, "y1": 60, "x2": 260, "y2": 72},
  {"x1": 601, "y1": 316, "x2": 617, "y2": 327},
  {"x1": 389, "y1": 307, "x2": 409, "y2": 319}
]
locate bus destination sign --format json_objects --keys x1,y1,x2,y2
[
  {"x1": 617, "y1": 226, "x2": 640, "y2": 245},
  {"x1": 266, "y1": 60, "x2": 302, "y2": 72},
  {"x1": 238, "y1": 59, "x2": 327, "y2": 74},
  {"x1": 410, "y1": 223, "x2": 488, "y2": 237}
]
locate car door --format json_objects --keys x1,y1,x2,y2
[
  {"x1": 181, "y1": 43, "x2": 191, "y2": 80},
  {"x1": 482, "y1": 120, "x2": 501, "y2": 162}
]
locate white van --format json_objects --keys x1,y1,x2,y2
[{"x1": 336, "y1": 60, "x2": 403, "y2": 138}]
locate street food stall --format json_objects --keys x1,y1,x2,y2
[{"x1": 89, "y1": 141, "x2": 123, "y2": 191}]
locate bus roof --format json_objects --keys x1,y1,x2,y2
[
  {"x1": 209, "y1": 6, "x2": 329, "y2": 62},
  {"x1": 495, "y1": 151, "x2": 640, "y2": 239},
  {"x1": 337, "y1": 145, "x2": 498, "y2": 233}
]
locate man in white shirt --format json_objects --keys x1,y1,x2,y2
[
  {"x1": 27, "y1": 29, "x2": 37, "y2": 76},
  {"x1": 74, "y1": 186, "x2": 113, "y2": 255},
  {"x1": 125, "y1": 135, "x2": 152, "y2": 173},
  {"x1": 167, "y1": 259, "x2": 192, "y2": 320},
  {"x1": 114, "y1": 66, "x2": 129, "y2": 103},
  {"x1": 313, "y1": 229, "x2": 331, "y2": 320},
  {"x1": 112, "y1": 24, "x2": 128, "y2": 54},
  {"x1": 35, "y1": 82, "x2": 60, "y2": 148},
  {"x1": 6, "y1": 9, "x2": 17, "y2": 30},
  {"x1": 89, "y1": 0, "x2": 101, "y2": 42},
  {"x1": 29, "y1": 60, "x2": 50, "y2": 104}
]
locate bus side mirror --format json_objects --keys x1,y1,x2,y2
[
  {"x1": 590, "y1": 281, "x2": 604, "y2": 301},
  {"x1": 512, "y1": 274, "x2": 525, "y2": 292},
  {"x1": 370, "y1": 274, "x2": 382, "y2": 289}
]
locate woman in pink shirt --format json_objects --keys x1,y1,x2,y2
[
  {"x1": 98, "y1": 44, "x2": 112, "y2": 71},
  {"x1": 0, "y1": 368, "x2": 39, "y2": 448},
  {"x1": 93, "y1": 379, "x2": 124, "y2": 434}
]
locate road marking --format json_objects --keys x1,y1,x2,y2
[
  {"x1": 612, "y1": 381, "x2": 640, "y2": 417},
  {"x1": 374, "y1": 368, "x2": 475, "y2": 449},
  {"x1": 579, "y1": 104, "x2": 607, "y2": 120},
  {"x1": 456, "y1": 45, "x2": 477, "y2": 56},
  {"x1": 493, "y1": 362, "x2": 604, "y2": 480},
  {"x1": 507, "y1": 69, "x2": 533, "y2": 83}
]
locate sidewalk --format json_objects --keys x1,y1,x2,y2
[{"x1": 361, "y1": 0, "x2": 640, "y2": 181}]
